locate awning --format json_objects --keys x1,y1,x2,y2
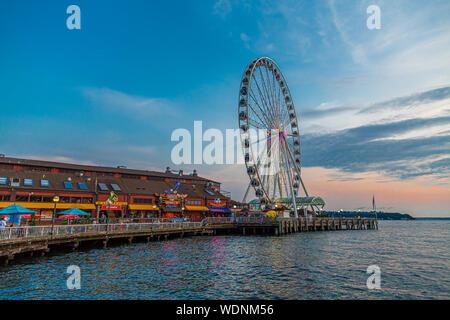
[
  {"x1": 185, "y1": 205, "x2": 209, "y2": 211},
  {"x1": 0, "y1": 202, "x2": 96, "y2": 210},
  {"x1": 128, "y1": 204, "x2": 159, "y2": 211},
  {"x1": 208, "y1": 207, "x2": 232, "y2": 213}
]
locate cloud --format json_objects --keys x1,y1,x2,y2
[
  {"x1": 81, "y1": 87, "x2": 176, "y2": 117},
  {"x1": 10, "y1": 155, "x2": 98, "y2": 166},
  {"x1": 359, "y1": 86, "x2": 450, "y2": 114},
  {"x1": 328, "y1": 0, "x2": 367, "y2": 65},
  {"x1": 302, "y1": 116, "x2": 450, "y2": 181},
  {"x1": 300, "y1": 86, "x2": 450, "y2": 135},
  {"x1": 302, "y1": 105, "x2": 356, "y2": 120},
  {"x1": 240, "y1": 32, "x2": 250, "y2": 49},
  {"x1": 213, "y1": 0, "x2": 232, "y2": 19}
]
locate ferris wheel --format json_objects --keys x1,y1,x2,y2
[{"x1": 238, "y1": 57, "x2": 309, "y2": 216}]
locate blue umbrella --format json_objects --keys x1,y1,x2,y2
[
  {"x1": 0, "y1": 204, "x2": 37, "y2": 225},
  {"x1": 57, "y1": 208, "x2": 90, "y2": 216},
  {"x1": 0, "y1": 204, "x2": 37, "y2": 216}
]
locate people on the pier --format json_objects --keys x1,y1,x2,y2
[{"x1": 0, "y1": 218, "x2": 6, "y2": 229}]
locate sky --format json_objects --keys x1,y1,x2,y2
[{"x1": 0, "y1": 0, "x2": 449, "y2": 217}]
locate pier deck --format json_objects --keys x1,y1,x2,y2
[{"x1": 0, "y1": 217, "x2": 377, "y2": 266}]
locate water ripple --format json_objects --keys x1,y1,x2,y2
[{"x1": 0, "y1": 221, "x2": 449, "y2": 299}]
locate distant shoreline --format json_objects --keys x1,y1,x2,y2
[{"x1": 415, "y1": 217, "x2": 450, "y2": 220}]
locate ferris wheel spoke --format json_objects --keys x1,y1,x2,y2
[
  {"x1": 259, "y1": 67, "x2": 278, "y2": 125},
  {"x1": 249, "y1": 90, "x2": 275, "y2": 128},
  {"x1": 264, "y1": 66, "x2": 279, "y2": 124},
  {"x1": 253, "y1": 72, "x2": 277, "y2": 125},
  {"x1": 248, "y1": 118, "x2": 269, "y2": 130},
  {"x1": 276, "y1": 83, "x2": 283, "y2": 124},
  {"x1": 280, "y1": 142, "x2": 296, "y2": 205},
  {"x1": 271, "y1": 73, "x2": 280, "y2": 123},
  {"x1": 247, "y1": 102, "x2": 270, "y2": 128},
  {"x1": 251, "y1": 74, "x2": 272, "y2": 120}
]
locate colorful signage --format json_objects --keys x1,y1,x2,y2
[
  {"x1": 107, "y1": 191, "x2": 119, "y2": 204},
  {"x1": 208, "y1": 199, "x2": 226, "y2": 208},
  {"x1": 101, "y1": 205, "x2": 122, "y2": 210},
  {"x1": 96, "y1": 201, "x2": 127, "y2": 205},
  {"x1": 164, "y1": 194, "x2": 179, "y2": 208}
]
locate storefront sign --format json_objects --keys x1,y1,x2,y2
[
  {"x1": 96, "y1": 201, "x2": 127, "y2": 205},
  {"x1": 164, "y1": 194, "x2": 180, "y2": 207},
  {"x1": 208, "y1": 199, "x2": 226, "y2": 208},
  {"x1": 101, "y1": 205, "x2": 122, "y2": 210}
]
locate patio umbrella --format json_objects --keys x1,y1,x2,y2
[
  {"x1": 57, "y1": 208, "x2": 90, "y2": 216},
  {"x1": 20, "y1": 214, "x2": 43, "y2": 219},
  {"x1": 59, "y1": 214, "x2": 80, "y2": 219},
  {"x1": 0, "y1": 204, "x2": 37, "y2": 216}
]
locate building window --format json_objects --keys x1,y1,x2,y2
[
  {"x1": 15, "y1": 195, "x2": 28, "y2": 202},
  {"x1": 30, "y1": 196, "x2": 42, "y2": 202},
  {"x1": 81, "y1": 197, "x2": 93, "y2": 204},
  {"x1": 111, "y1": 183, "x2": 121, "y2": 191},
  {"x1": 133, "y1": 198, "x2": 154, "y2": 204},
  {"x1": 11, "y1": 178, "x2": 20, "y2": 187},
  {"x1": 43, "y1": 196, "x2": 53, "y2": 202},
  {"x1": 71, "y1": 197, "x2": 82, "y2": 204},
  {"x1": 187, "y1": 200, "x2": 202, "y2": 206},
  {"x1": 78, "y1": 182, "x2": 88, "y2": 190},
  {"x1": 0, "y1": 195, "x2": 10, "y2": 201},
  {"x1": 63, "y1": 181, "x2": 73, "y2": 189},
  {"x1": 40, "y1": 179, "x2": 50, "y2": 187},
  {"x1": 0, "y1": 177, "x2": 7, "y2": 185},
  {"x1": 60, "y1": 196, "x2": 70, "y2": 203},
  {"x1": 98, "y1": 183, "x2": 109, "y2": 191}
]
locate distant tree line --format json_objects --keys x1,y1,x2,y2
[{"x1": 323, "y1": 211, "x2": 415, "y2": 220}]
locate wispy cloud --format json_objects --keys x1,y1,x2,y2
[
  {"x1": 81, "y1": 87, "x2": 176, "y2": 117},
  {"x1": 9, "y1": 154, "x2": 98, "y2": 166},
  {"x1": 359, "y1": 86, "x2": 450, "y2": 114},
  {"x1": 302, "y1": 116, "x2": 450, "y2": 182},
  {"x1": 240, "y1": 32, "x2": 250, "y2": 49},
  {"x1": 213, "y1": 0, "x2": 232, "y2": 19}
]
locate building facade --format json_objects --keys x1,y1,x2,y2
[{"x1": 0, "y1": 156, "x2": 241, "y2": 221}]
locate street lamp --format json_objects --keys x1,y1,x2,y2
[
  {"x1": 51, "y1": 196, "x2": 59, "y2": 237},
  {"x1": 106, "y1": 199, "x2": 111, "y2": 231}
]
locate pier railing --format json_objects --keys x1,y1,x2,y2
[
  {"x1": 203, "y1": 216, "x2": 277, "y2": 224},
  {"x1": 0, "y1": 221, "x2": 201, "y2": 241}
]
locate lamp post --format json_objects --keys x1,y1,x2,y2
[
  {"x1": 233, "y1": 205, "x2": 237, "y2": 223},
  {"x1": 106, "y1": 199, "x2": 111, "y2": 232},
  {"x1": 51, "y1": 196, "x2": 59, "y2": 237}
]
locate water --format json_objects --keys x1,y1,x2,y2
[{"x1": 0, "y1": 221, "x2": 449, "y2": 299}]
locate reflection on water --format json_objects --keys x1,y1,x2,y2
[{"x1": 0, "y1": 221, "x2": 449, "y2": 299}]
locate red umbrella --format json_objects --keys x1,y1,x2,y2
[
  {"x1": 20, "y1": 214, "x2": 43, "y2": 218},
  {"x1": 59, "y1": 214, "x2": 80, "y2": 219}
]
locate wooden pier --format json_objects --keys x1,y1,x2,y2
[{"x1": 0, "y1": 217, "x2": 377, "y2": 266}]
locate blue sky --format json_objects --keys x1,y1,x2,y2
[{"x1": 1, "y1": 0, "x2": 449, "y2": 216}]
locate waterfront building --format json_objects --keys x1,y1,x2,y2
[{"x1": 0, "y1": 155, "x2": 241, "y2": 221}]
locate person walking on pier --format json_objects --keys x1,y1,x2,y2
[{"x1": 0, "y1": 218, "x2": 6, "y2": 229}]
